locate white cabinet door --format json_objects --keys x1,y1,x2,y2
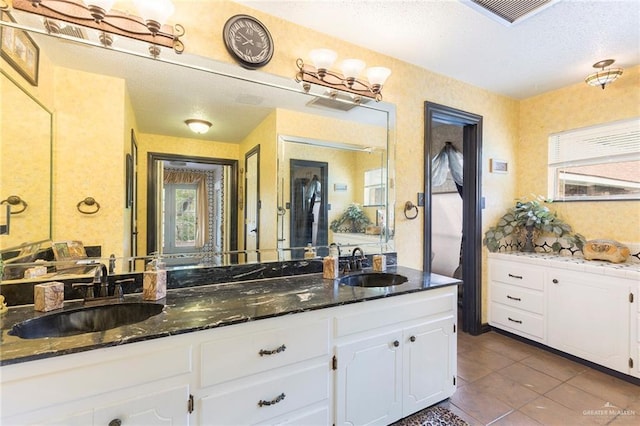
[
  {"x1": 403, "y1": 316, "x2": 456, "y2": 415},
  {"x1": 547, "y1": 270, "x2": 631, "y2": 373},
  {"x1": 334, "y1": 330, "x2": 403, "y2": 426},
  {"x1": 93, "y1": 385, "x2": 190, "y2": 426}
]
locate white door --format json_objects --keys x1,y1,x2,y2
[
  {"x1": 403, "y1": 316, "x2": 456, "y2": 415},
  {"x1": 334, "y1": 330, "x2": 403, "y2": 426},
  {"x1": 547, "y1": 270, "x2": 631, "y2": 373},
  {"x1": 245, "y1": 148, "x2": 259, "y2": 262}
]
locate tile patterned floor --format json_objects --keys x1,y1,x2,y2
[{"x1": 438, "y1": 330, "x2": 640, "y2": 425}]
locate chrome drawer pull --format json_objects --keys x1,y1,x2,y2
[
  {"x1": 507, "y1": 317, "x2": 523, "y2": 324},
  {"x1": 508, "y1": 273, "x2": 523, "y2": 279},
  {"x1": 258, "y1": 392, "x2": 286, "y2": 407},
  {"x1": 259, "y1": 344, "x2": 286, "y2": 356},
  {"x1": 506, "y1": 295, "x2": 522, "y2": 301}
]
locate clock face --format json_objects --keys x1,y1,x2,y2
[{"x1": 223, "y1": 15, "x2": 274, "y2": 69}]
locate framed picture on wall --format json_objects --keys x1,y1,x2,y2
[{"x1": 0, "y1": 10, "x2": 39, "y2": 86}]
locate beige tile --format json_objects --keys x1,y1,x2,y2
[
  {"x1": 456, "y1": 375, "x2": 469, "y2": 388},
  {"x1": 466, "y1": 372, "x2": 539, "y2": 409},
  {"x1": 545, "y1": 383, "x2": 616, "y2": 425},
  {"x1": 459, "y1": 346, "x2": 516, "y2": 371},
  {"x1": 475, "y1": 333, "x2": 541, "y2": 362},
  {"x1": 498, "y1": 363, "x2": 562, "y2": 394},
  {"x1": 519, "y1": 396, "x2": 601, "y2": 426},
  {"x1": 438, "y1": 399, "x2": 484, "y2": 426},
  {"x1": 457, "y1": 352, "x2": 493, "y2": 383},
  {"x1": 520, "y1": 350, "x2": 587, "y2": 381},
  {"x1": 489, "y1": 410, "x2": 543, "y2": 426},
  {"x1": 566, "y1": 369, "x2": 640, "y2": 409},
  {"x1": 450, "y1": 385, "x2": 514, "y2": 424}
]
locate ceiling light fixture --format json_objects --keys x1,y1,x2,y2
[
  {"x1": 185, "y1": 119, "x2": 212, "y2": 134},
  {"x1": 585, "y1": 59, "x2": 623, "y2": 90},
  {"x1": 296, "y1": 49, "x2": 391, "y2": 102},
  {"x1": 13, "y1": 0, "x2": 184, "y2": 56}
]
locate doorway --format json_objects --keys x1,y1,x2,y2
[
  {"x1": 244, "y1": 146, "x2": 260, "y2": 263},
  {"x1": 289, "y1": 159, "x2": 328, "y2": 258},
  {"x1": 146, "y1": 153, "x2": 238, "y2": 265},
  {"x1": 424, "y1": 102, "x2": 483, "y2": 335}
]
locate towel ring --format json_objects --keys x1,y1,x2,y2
[
  {"x1": 1, "y1": 195, "x2": 28, "y2": 214},
  {"x1": 403, "y1": 201, "x2": 419, "y2": 220},
  {"x1": 77, "y1": 197, "x2": 100, "y2": 215}
]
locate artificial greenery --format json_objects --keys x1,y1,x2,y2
[
  {"x1": 483, "y1": 195, "x2": 585, "y2": 253},
  {"x1": 330, "y1": 203, "x2": 372, "y2": 233}
]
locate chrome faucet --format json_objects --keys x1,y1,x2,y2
[
  {"x1": 350, "y1": 247, "x2": 365, "y2": 271},
  {"x1": 94, "y1": 263, "x2": 109, "y2": 298}
]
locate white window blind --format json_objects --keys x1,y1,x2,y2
[{"x1": 548, "y1": 117, "x2": 640, "y2": 166}]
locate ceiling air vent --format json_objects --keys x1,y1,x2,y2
[
  {"x1": 306, "y1": 91, "x2": 371, "y2": 112},
  {"x1": 465, "y1": 0, "x2": 558, "y2": 25},
  {"x1": 43, "y1": 19, "x2": 86, "y2": 39}
]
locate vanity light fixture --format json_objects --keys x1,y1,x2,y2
[
  {"x1": 585, "y1": 59, "x2": 623, "y2": 90},
  {"x1": 296, "y1": 48, "x2": 391, "y2": 102},
  {"x1": 13, "y1": 0, "x2": 184, "y2": 56},
  {"x1": 185, "y1": 119, "x2": 212, "y2": 134}
]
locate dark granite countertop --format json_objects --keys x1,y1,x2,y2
[{"x1": 0, "y1": 266, "x2": 460, "y2": 366}]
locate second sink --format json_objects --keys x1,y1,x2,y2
[
  {"x1": 8, "y1": 302, "x2": 164, "y2": 339},
  {"x1": 339, "y1": 272, "x2": 408, "y2": 288}
]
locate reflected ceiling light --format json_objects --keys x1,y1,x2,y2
[
  {"x1": 185, "y1": 119, "x2": 212, "y2": 134},
  {"x1": 13, "y1": 0, "x2": 184, "y2": 56},
  {"x1": 296, "y1": 48, "x2": 391, "y2": 102},
  {"x1": 585, "y1": 59, "x2": 623, "y2": 90}
]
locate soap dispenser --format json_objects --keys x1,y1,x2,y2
[{"x1": 143, "y1": 258, "x2": 167, "y2": 301}]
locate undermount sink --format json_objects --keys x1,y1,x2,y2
[
  {"x1": 8, "y1": 302, "x2": 164, "y2": 339},
  {"x1": 339, "y1": 272, "x2": 408, "y2": 288}
]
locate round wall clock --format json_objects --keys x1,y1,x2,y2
[{"x1": 223, "y1": 14, "x2": 274, "y2": 69}]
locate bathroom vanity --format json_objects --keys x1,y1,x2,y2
[
  {"x1": 488, "y1": 252, "x2": 640, "y2": 379},
  {"x1": 0, "y1": 267, "x2": 459, "y2": 425}
]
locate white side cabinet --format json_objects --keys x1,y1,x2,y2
[
  {"x1": 333, "y1": 286, "x2": 457, "y2": 426},
  {"x1": 489, "y1": 254, "x2": 639, "y2": 378}
]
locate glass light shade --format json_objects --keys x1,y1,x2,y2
[
  {"x1": 134, "y1": 0, "x2": 175, "y2": 25},
  {"x1": 340, "y1": 59, "x2": 366, "y2": 79},
  {"x1": 585, "y1": 69, "x2": 623, "y2": 88},
  {"x1": 82, "y1": 0, "x2": 116, "y2": 12},
  {"x1": 309, "y1": 49, "x2": 337, "y2": 70},
  {"x1": 185, "y1": 119, "x2": 212, "y2": 134},
  {"x1": 366, "y1": 67, "x2": 392, "y2": 86}
]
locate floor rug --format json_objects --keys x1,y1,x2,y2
[{"x1": 392, "y1": 405, "x2": 469, "y2": 426}]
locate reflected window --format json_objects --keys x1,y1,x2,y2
[
  {"x1": 364, "y1": 168, "x2": 386, "y2": 206},
  {"x1": 548, "y1": 118, "x2": 640, "y2": 201},
  {"x1": 163, "y1": 183, "x2": 198, "y2": 252}
]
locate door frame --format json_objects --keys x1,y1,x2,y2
[
  {"x1": 424, "y1": 101, "x2": 483, "y2": 335},
  {"x1": 244, "y1": 145, "x2": 260, "y2": 262},
  {"x1": 146, "y1": 152, "x2": 238, "y2": 257},
  {"x1": 289, "y1": 159, "x2": 329, "y2": 256}
]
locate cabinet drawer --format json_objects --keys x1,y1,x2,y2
[
  {"x1": 335, "y1": 287, "x2": 456, "y2": 337},
  {"x1": 491, "y1": 260, "x2": 544, "y2": 290},
  {"x1": 490, "y1": 303, "x2": 544, "y2": 340},
  {"x1": 201, "y1": 318, "x2": 330, "y2": 387},
  {"x1": 200, "y1": 363, "x2": 328, "y2": 425},
  {"x1": 491, "y1": 283, "x2": 543, "y2": 314}
]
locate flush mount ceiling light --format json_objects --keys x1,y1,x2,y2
[
  {"x1": 12, "y1": 0, "x2": 184, "y2": 56},
  {"x1": 185, "y1": 119, "x2": 212, "y2": 134},
  {"x1": 585, "y1": 59, "x2": 623, "y2": 90},
  {"x1": 295, "y1": 48, "x2": 391, "y2": 102}
]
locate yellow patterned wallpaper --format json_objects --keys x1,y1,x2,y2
[{"x1": 518, "y1": 65, "x2": 640, "y2": 243}]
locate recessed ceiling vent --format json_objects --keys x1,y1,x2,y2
[
  {"x1": 43, "y1": 19, "x2": 86, "y2": 39},
  {"x1": 306, "y1": 91, "x2": 371, "y2": 112},
  {"x1": 466, "y1": 0, "x2": 558, "y2": 25}
]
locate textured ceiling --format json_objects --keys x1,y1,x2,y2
[{"x1": 236, "y1": 0, "x2": 640, "y2": 99}]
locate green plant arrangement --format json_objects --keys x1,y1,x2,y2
[
  {"x1": 483, "y1": 195, "x2": 585, "y2": 253},
  {"x1": 330, "y1": 203, "x2": 372, "y2": 233}
]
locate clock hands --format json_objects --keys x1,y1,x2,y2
[{"x1": 238, "y1": 32, "x2": 255, "y2": 46}]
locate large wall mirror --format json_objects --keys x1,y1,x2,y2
[
  {"x1": 0, "y1": 9, "x2": 395, "y2": 279},
  {"x1": 0, "y1": 70, "x2": 52, "y2": 249}
]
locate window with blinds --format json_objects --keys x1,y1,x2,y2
[{"x1": 547, "y1": 117, "x2": 640, "y2": 201}]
